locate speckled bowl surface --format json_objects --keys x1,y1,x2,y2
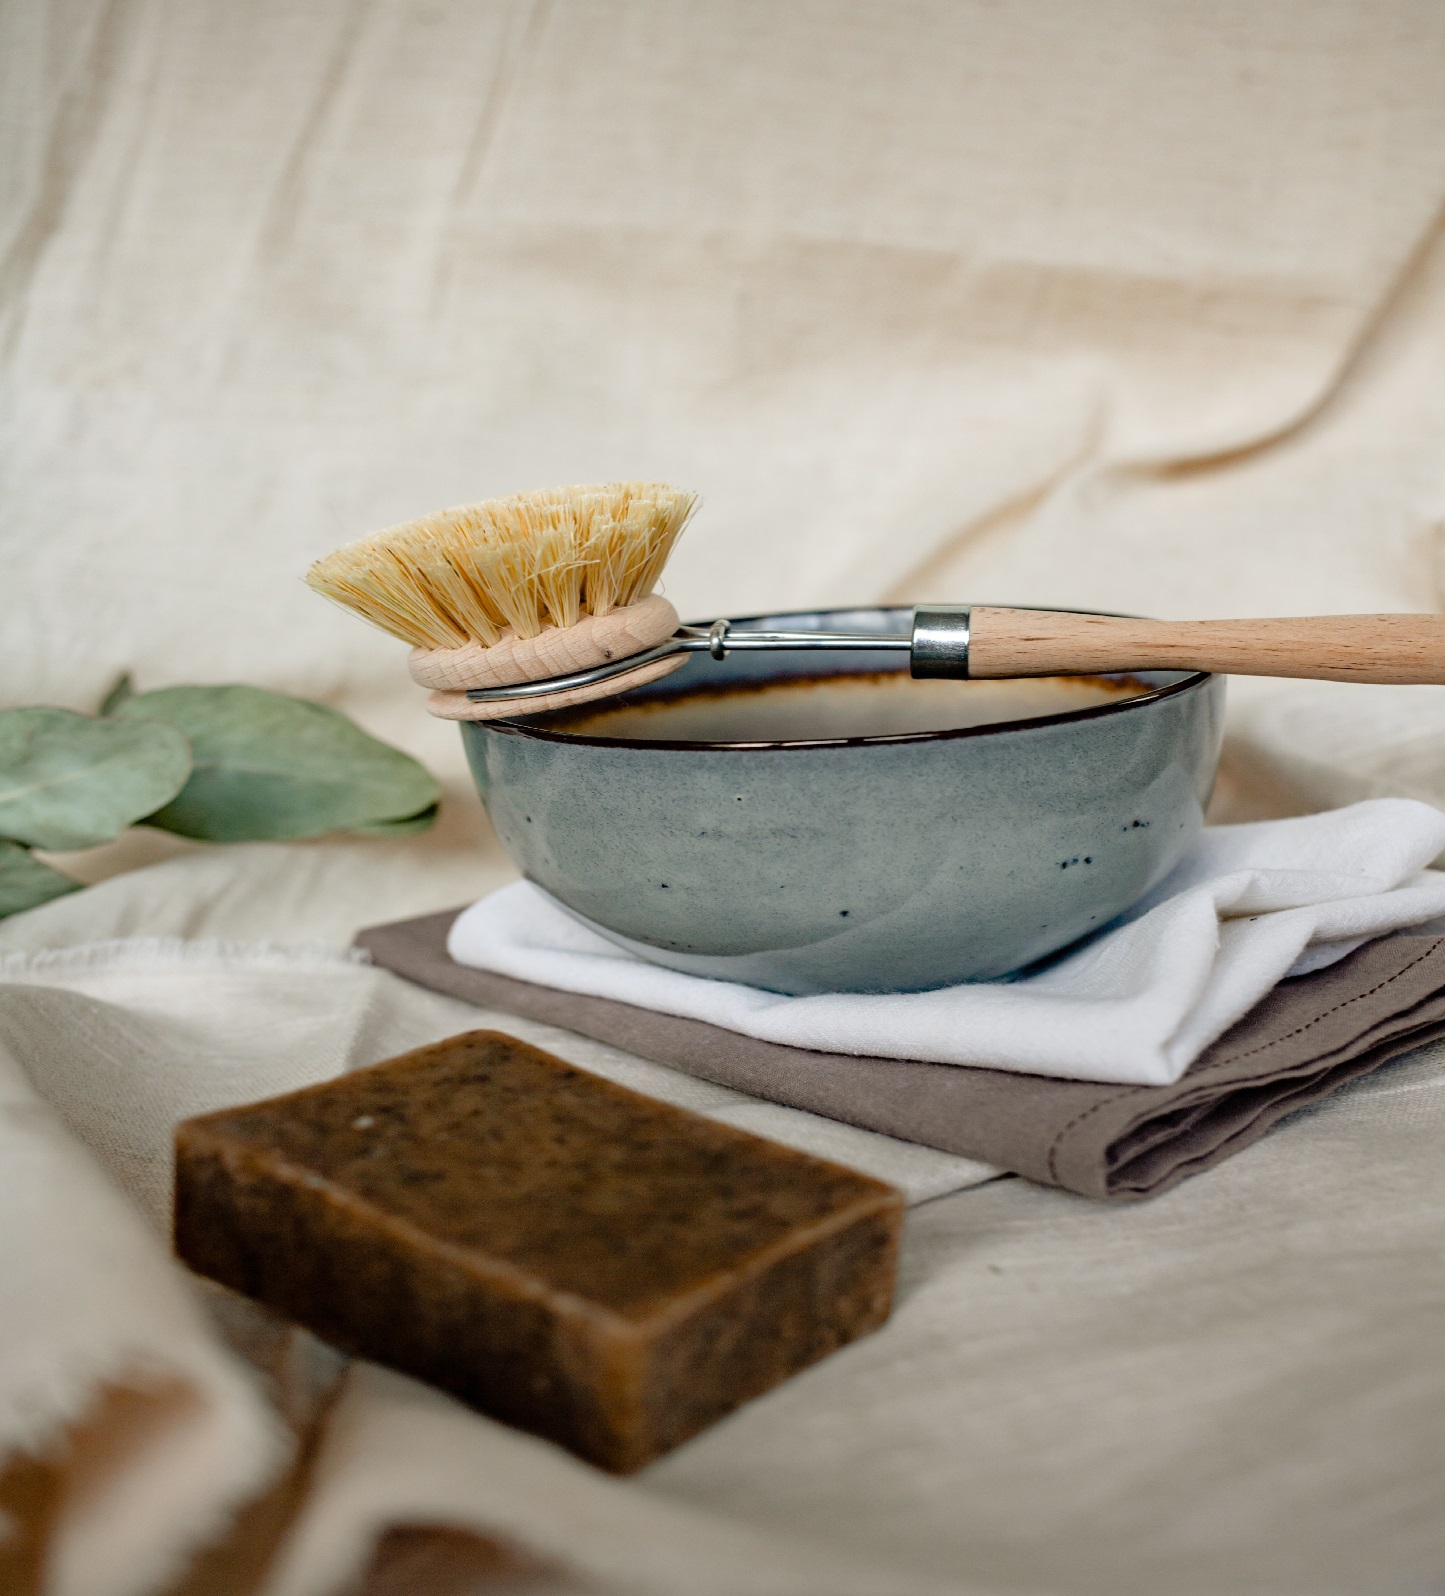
[{"x1": 461, "y1": 606, "x2": 1225, "y2": 995}]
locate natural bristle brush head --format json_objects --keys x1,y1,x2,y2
[
  {"x1": 305, "y1": 483, "x2": 699, "y2": 719},
  {"x1": 306, "y1": 482, "x2": 698, "y2": 649}
]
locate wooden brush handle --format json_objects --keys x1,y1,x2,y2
[{"x1": 968, "y1": 609, "x2": 1445, "y2": 684}]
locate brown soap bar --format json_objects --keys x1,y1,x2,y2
[{"x1": 174, "y1": 1030, "x2": 903, "y2": 1472}]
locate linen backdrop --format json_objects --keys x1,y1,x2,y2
[
  {"x1": 3, "y1": 4, "x2": 1445, "y2": 1595},
  {"x1": 5, "y1": 0, "x2": 1445, "y2": 827}
]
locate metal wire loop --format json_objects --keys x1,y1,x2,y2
[{"x1": 461, "y1": 608, "x2": 972, "y2": 703}]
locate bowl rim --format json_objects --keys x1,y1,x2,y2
[{"x1": 473, "y1": 603, "x2": 1215, "y2": 752}]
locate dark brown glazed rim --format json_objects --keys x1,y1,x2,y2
[{"x1": 476, "y1": 605, "x2": 1215, "y2": 752}]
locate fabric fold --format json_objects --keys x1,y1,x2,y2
[
  {"x1": 360, "y1": 913, "x2": 1445, "y2": 1200},
  {"x1": 0, "y1": 1026, "x2": 287, "y2": 1596},
  {"x1": 444, "y1": 801, "x2": 1445, "y2": 1087}
]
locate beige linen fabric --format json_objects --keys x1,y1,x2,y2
[
  {"x1": 0, "y1": 914, "x2": 991, "y2": 1596},
  {"x1": 0, "y1": 997, "x2": 286, "y2": 1596},
  {"x1": 2, "y1": 857, "x2": 1445, "y2": 1595},
  {"x1": 3, "y1": 0, "x2": 1445, "y2": 806},
  {"x1": 4, "y1": 1, "x2": 1445, "y2": 1592}
]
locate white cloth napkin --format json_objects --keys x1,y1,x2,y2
[{"x1": 448, "y1": 799, "x2": 1445, "y2": 1089}]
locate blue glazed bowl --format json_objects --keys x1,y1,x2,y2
[{"x1": 461, "y1": 606, "x2": 1225, "y2": 995}]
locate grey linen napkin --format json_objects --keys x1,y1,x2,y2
[{"x1": 356, "y1": 913, "x2": 1445, "y2": 1200}]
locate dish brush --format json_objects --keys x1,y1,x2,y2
[
  {"x1": 308, "y1": 483, "x2": 1445, "y2": 718},
  {"x1": 306, "y1": 483, "x2": 699, "y2": 719}
]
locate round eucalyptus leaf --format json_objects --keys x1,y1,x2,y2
[
  {"x1": 0, "y1": 707, "x2": 194, "y2": 851},
  {"x1": 0, "y1": 842, "x2": 81, "y2": 919},
  {"x1": 119, "y1": 686, "x2": 441, "y2": 841}
]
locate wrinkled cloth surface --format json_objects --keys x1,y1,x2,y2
[
  {"x1": 4, "y1": 1, "x2": 1445, "y2": 1593},
  {"x1": 3, "y1": 0, "x2": 1445, "y2": 818},
  {"x1": 448, "y1": 800, "x2": 1445, "y2": 1086},
  {"x1": 3, "y1": 850, "x2": 1445, "y2": 1596},
  {"x1": 0, "y1": 925, "x2": 991, "y2": 1596}
]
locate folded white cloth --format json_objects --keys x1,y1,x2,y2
[{"x1": 448, "y1": 799, "x2": 1445, "y2": 1088}]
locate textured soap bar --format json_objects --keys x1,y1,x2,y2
[{"x1": 174, "y1": 1030, "x2": 903, "y2": 1472}]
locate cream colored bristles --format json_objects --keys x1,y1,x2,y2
[{"x1": 306, "y1": 483, "x2": 698, "y2": 650}]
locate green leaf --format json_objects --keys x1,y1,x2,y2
[
  {"x1": 0, "y1": 707, "x2": 194, "y2": 851},
  {"x1": 349, "y1": 801, "x2": 440, "y2": 837},
  {"x1": 117, "y1": 686, "x2": 441, "y2": 842},
  {"x1": 98, "y1": 672, "x2": 136, "y2": 716},
  {"x1": 0, "y1": 842, "x2": 82, "y2": 919}
]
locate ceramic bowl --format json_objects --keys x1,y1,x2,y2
[{"x1": 460, "y1": 606, "x2": 1225, "y2": 995}]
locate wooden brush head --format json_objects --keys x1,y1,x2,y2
[{"x1": 305, "y1": 483, "x2": 698, "y2": 650}]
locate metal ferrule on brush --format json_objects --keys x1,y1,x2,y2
[{"x1": 907, "y1": 606, "x2": 972, "y2": 679}]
